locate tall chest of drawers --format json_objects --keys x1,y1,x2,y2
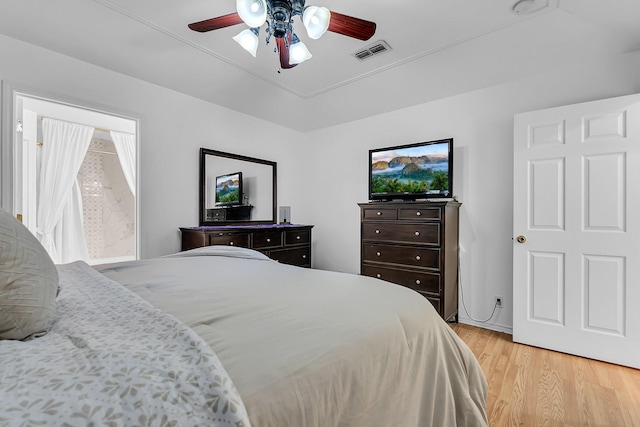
[{"x1": 359, "y1": 201, "x2": 461, "y2": 322}]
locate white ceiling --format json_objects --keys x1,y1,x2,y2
[{"x1": 1, "y1": 0, "x2": 639, "y2": 131}]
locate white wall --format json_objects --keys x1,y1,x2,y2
[
  {"x1": 2, "y1": 33, "x2": 640, "y2": 333},
  {"x1": 299, "y1": 51, "x2": 640, "y2": 333},
  {"x1": 0, "y1": 34, "x2": 304, "y2": 259}
]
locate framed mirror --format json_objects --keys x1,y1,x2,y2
[{"x1": 200, "y1": 148, "x2": 277, "y2": 226}]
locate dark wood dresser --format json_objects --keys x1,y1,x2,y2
[
  {"x1": 359, "y1": 201, "x2": 461, "y2": 322},
  {"x1": 180, "y1": 224, "x2": 313, "y2": 268}
]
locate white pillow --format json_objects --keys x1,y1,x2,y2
[
  {"x1": 162, "y1": 245, "x2": 273, "y2": 261},
  {"x1": 0, "y1": 208, "x2": 59, "y2": 340}
]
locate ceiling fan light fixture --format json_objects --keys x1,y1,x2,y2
[
  {"x1": 289, "y1": 34, "x2": 312, "y2": 65},
  {"x1": 237, "y1": 0, "x2": 267, "y2": 28},
  {"x1": 233, "y1": 28, "x2": 260, "y2": 57},
  {"x1": 189, "y1": 3, "x2": 377, "y2": 70},
  {"x1": 302, "y1": 6, "x2": 330, "y2": 39}
]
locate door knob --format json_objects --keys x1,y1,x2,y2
[{"x1": 516, "y1": 235, "x2": 527, "y2": 244}]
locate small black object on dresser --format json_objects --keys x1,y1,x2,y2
[
  {"x1": 206, "y1": 205, "x2": 253, "y2": 222},
  {"x1": 359, "y1": 201, "x2": 461, "y2": 322},
  {"x1": 180, "y1": 224, "x2": 313, "y2": 268}
]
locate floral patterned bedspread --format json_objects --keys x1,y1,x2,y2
[{"x1": 0, "y1": 261, "x2": 251, "y2": 427}]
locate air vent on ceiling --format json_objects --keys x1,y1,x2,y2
[{"x1": 353, "y1": 40, "x2": 392, "y2": 61}]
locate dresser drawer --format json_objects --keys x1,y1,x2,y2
[
  {"x1": 398, "y1": 207, "x2": 441, "y2": 221},
  {"x1": 362, "y1": 244, "x2": 440, "y2": 270},
  {"x1": 206, "y1": 208, "x2": 226, "y2": 221},
  {"x1": 362, "y1": 208, "x2": 397, "y2": 221},
  {"x1": 269, "y1": 247, "x2": 310, "y2": 267},
  {"x1": 208, "y1": 232, "x2": 250, "y2": 247},
  {"x1": 285, "y1": 229, "x2": 310, "y2": 245},
  {"x1": 362, "y1": 222, "x2": 440, "y2": 245},
  {"x1": 423, "y1": 295, "x2": 441, "y2": 313},
  {"x1": 362, "y1": 265, "x2": 440, "y2": 295},
  {"x1": 252, "y1": 230, "x2": 283, "y2": 249}
]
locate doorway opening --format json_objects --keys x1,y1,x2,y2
[{"x1": 12, "y1": 94, "x2": 138, "y2": 264}]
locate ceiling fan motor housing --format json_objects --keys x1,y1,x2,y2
[{"x1": 269, "y1": 0, "x2": 304, "y2": 38}]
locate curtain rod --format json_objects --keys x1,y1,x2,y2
[
  {"x1": 35, "y1": 142, "x2": 117, "y2": 156},
  {"x1": 39, "y1": 116, "x2": 111, "y2": 133}
]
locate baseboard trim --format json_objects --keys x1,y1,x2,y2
[{"x1": 457, "y1": 317, "x2": 513, "y2": 335}]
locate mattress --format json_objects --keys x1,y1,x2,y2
[{"x1": 96, "y1": 246, "x2": 488, "y2": 426}]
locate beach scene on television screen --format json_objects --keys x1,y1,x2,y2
[
  {"x1": 216, "y1": 175, "x2": 240, "y2": 203},
  {"x1": 371, "y1": 144, "x2": 449, "y2": 195}
]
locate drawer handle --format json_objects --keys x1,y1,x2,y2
[
  {"x1": 416, "y1": 211, "x2": 421, "y2": 216},
  {"x1": 375, "y1": 229, "x2": 380, "y2": 234},
  {"x1": 266, "y1": 238, "x2": 271, "y2": 243},
  {"x1": 376, "y1": 252, "x2": 381, "y2": 257},
  {"x1": 229, "y1": 242, "x2": 234, "y2": 246},
  {"x1": 296, "y1": 236, "x2": 301, "y2": 240},
  {"x1": 415, "y1": 231, "x2": 420, "y2": 236},
  {"x1": 416, "y1": 279, "x2": 421, "y2": 285},
  {"x1": 377, "y1": 211, "x2": 382, "y2": 216},
  {"x1": 376, "y1": 274, "x2": 381, "y2": 279},
  {"x1": 416, "y1": 255, "x2": 421, "y2": 261},
  {"x1": 302, "y1": 255, "x2": 307, "y2": 259}
]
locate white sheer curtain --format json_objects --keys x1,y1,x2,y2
[
  {"x1": 110, "y1": 131, "x2": 136, "y2": 196},
  {"x1": 37, "y1": 118, "x2": 94, "y2": 263},
  {"x1": 54, "y1": 180, "x2": 90, "y2": 264}
]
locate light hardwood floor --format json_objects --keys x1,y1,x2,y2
[{"x1": 451, "y1": 323, "x2": 640, "y2": 427}]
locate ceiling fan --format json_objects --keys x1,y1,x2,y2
[{"x1": 188, "y1": 0, "x2": 377, "y2": 69}]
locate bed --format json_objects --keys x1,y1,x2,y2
[{"x1": 1, "y1": 207, "x2": 487, "y2": 426}]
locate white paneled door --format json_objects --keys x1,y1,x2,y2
[{"x1": 513, "y1": 93, "x2": 640, "y2": 369}]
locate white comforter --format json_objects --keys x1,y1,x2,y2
[
  {"x1": 96, "y1": 246, "x2": 488, "y2": 427},
  {"x1": 0, "y1": 261, "x2": 250, "y2": 426}
]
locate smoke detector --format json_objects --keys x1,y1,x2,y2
[{"x1": 512, "y1": 0, "x2": 547, "y2": 15}]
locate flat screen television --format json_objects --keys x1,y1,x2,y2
[
  {"x1": 369, "y1": 138, "x2": 453, "y2": 201},
  {"x1": 215, "y1": 171, "x2": 243, "y2": 206}
]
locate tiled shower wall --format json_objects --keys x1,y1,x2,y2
[{"x1": 78, "y1": 137, "x2": 135, "y2": 261}]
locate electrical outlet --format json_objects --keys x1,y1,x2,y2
[{"x1": 495, "y1": 296, "x2": 503, "y2": 308}]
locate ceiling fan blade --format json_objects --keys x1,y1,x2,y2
[
  {"x1": 276, "y1": 37, "x2": 298, "y2": 69},
  {"x1": 188, "y1": 12, "x2": 244, "y2": 32},
  {"x1": 327, "y1": 11, "x2": 376, "y2": 41}
]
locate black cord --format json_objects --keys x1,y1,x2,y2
[{"x1": 458, "y1": 253, "x2": 498, "y2": 323}]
